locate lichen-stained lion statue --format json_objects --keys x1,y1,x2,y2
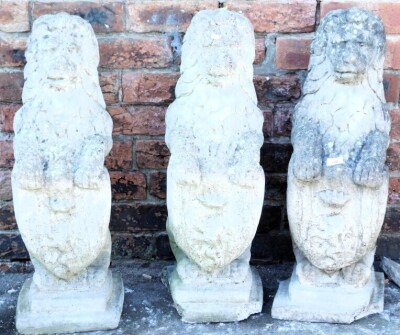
[
  {"x1": 12, "y1": 13, "x2": 113, "y2": 287},
  {"x1": 165, "y1": 10, "x2": 264, "y2": 279},
  {"x1": 288, "y1": 8, "x2": 390, "y2": 287}
]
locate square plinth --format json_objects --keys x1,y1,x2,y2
[
  {"x1": 16, "y1": 271, "x2": 124, "y2": 334},
  {"x1": 271, "y1": 270, "x2": 384, "y2": 324},
  {"x1": 165, "y1": 265, "x2": 263, "y2": 323}
]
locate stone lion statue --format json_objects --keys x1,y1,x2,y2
[
  {"x1": 165, "y1": 9, "x2": 264, "y2": 322},
  {"x1": 12, "y1": 13, "x2": 122, "y2": 333},
  {"x1": 289, "y1": 7, "x2": 389, "y2": 285},
  {"x1": 272, "y1": 8, "x2": 389, "y2": 323}
]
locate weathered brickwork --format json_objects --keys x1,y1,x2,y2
[{"x1": 1, "y1": 0, "x2": 400, "y2": 270}]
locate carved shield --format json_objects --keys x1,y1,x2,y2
[
  {"x1": 167, "y1": 172, "x2": 264, "y2": 273},
  {"x1": 13, "y1": 174, "x2": 111, "y2": 280},
  {"x1": 287, "y1": 159, "x2": 388, "y2": 271}
]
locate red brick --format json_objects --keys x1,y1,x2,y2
[
  {"x1": 261, "y1": 142, "x2": 293, "y2": 173},
  {"x1": 99, "y1": 37, "x2": 173, "y2": 69},
  {"x1": 122, "y1": 72, "x2": 178, "y2": 104},
  {"x1": 0, "y1": 103, "x2": 20, "y2": 133},
  {"x1": 126, "y1": 1, "x2": 215, "y2": 33},
  {"x1": 273, "y1": 102, "x2": 294, "y2": 137},
  {"x1": 0, "y1": 72, "x2": 24, "y2": 102},
  {"x1": 0, "y1": 202, "x2": 16, "y2": 229},
  {"x1": 0, "y1": 170, "x2": 12, "y2": 201},
  {"x1": 262, "y1": 107, "x2": 273, "y2": 139},
  {"x1": 383, "y1": 206, "x2": 400, "y2": 232},
  {"x1": 0, "y1": 232, "x2": 28, "y2": 260},
  {"x1": 387, "y1": 143, "x2": 400, "y2": 172},
  {"x1": 136, "y1": 140, "x2": 170, "y2": 169},
  {"x1": 0, "y1": 36, "x2": 26, "y2": 67},
  {"x1": 100, "y1": 71, "x2": 120, "y2": 104},
  {"x1": 0, "y1": 138, "x2": 14, "y2": 168},
  {"x1": 110, "y1": 203, "x2": 167, "y2": 231},
  {"x1": 150, "y1": 172, "x2": 166, "y2": 199},
  {"x1": 126, "y1": 1, "x2": 316, "y2": 33},
  {"x1": 321, "y1": 1, "x2": 400, "y2": 34},
  {"x1": 110, "y1": 171, "x2": 147, "y2": 200},
  {"x1": 254, "y1": 38, "x2": 266, "y2": 65},
  {"x1": 276, "y1": 37, "x2": 312, "y2": 70},
  {"x1": 254, "y1": 75, "x2": 301, "y2": 104},
  {"x1": 383, "y1": 73, "x2": 400, "y2": 103},
  {"x1": 390, "y1": 107, "x2": 400, "y2": 136},
  {"x1": 389, "y1": 178, "x2": 400, "y2": 204},
  {"x1": 385, "y1": 36, "x2": 400, "y2": 70},
  {"x1": 265, "y1": 175, "x2": 287, "y2": 202},
  {"x1": 32, "y1": 2, "x2": 124, "y2": 33},
  {"x1": 0, "y1": 1, "x2": 29, "y2": 33},
  {"x1": 105, "y1": 140, "x2": 133, "y2": 170},
  {"x1": 230, "y1": 0, "x2": 316, "y2": 33},
  {"x1": 390, "y1": 108, "x2": 400, "y2": 141},
  {"x1": 156, "y1": 233, "x2": 173, "y2": 259},
  {"x1": 108, "y1": 105, "x2": 166, "y2": 136},
  {"x1": 111, "y1": 233, "x2": 156, "y2": 259}
]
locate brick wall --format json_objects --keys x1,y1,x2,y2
[{"x1": 0, "y1": 0, "x2": 400, "y2": 271}]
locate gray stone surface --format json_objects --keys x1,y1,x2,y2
[
  {"x1": 1, "y1": 261, "x2": 400, "y2": 335},
  {"x1": 16, "y1": 272, "x2": 123, "y2": 334},
  {"x1": 272, "y1": 271, "x2": 384, "y2": 324},
  {"x1": 165, "y1": 9, "x2": 264, "y2": 322},
  {"x1": 273, "y1": 8, "x2": 390, "y2": 323},
  {"x1": 382, "y1": 257, "x2": 400, "y2": 287},
  {"x1": 164, "y1": 265, "x2": 263, "y2": 323}
]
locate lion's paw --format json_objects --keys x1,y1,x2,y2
[
  {"x1": 353, "y1": 158, "x2": 383, "y2": 189},
  {"x1": 293, "y1": 153, "x2": 322, "y2": 182}
]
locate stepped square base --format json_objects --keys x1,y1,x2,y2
[
  {"x1": 271, "y1": 270, "x2": 384, "y2": 324},
  {"x1": 165, "y1": 265, "x2": 263, "y2": 323},
  {"x1": 16, "y1": 271, "x2": 124, "y2": 334}
]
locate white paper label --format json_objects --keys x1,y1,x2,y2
[{"x1": 326, "y1": 156, "x2": 344, "y2": 166}]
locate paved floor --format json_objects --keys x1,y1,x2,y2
[{"x1": 1, "y1": 260, "x2": 400, "y2": 335}]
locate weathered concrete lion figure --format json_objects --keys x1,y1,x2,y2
[
  {"x1": 272, "y1": 8, "x2": 390, "y2": 323},
  {"x1": 165, "y1": 9, "x2": 265, "y2": 322},
  {"x1": 12, "y1": 13, "x2": 122, "y2": 334}
]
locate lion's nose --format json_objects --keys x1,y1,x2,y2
[
  {"x1": 48, "y1": 56, "x2": 77, "y2": 76},
  {"x1": 209, "y1": 54, "x2": 235, "y2": 77}
]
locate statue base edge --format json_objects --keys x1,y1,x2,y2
[
  {"x1": 16, "y1": 271, "x2": 124, "y2": 334},
  {"x1": 271, "y1": 271, "x2": 384, "y2": 324},
  {"x1": 164, "y1": 265, "x2": 263, "y2": 323}
]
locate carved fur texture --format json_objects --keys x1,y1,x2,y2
[
  {"x1": 166, "y1": 10, "x2": 264, "y2": 274},
  {"x1": 288, "y1": 8, "x2": 390, "y2": 285},
  {"x1": 12, "y1": 13, "x2": 113, "y2": 283}
]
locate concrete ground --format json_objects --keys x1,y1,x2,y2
[{"x1": 1, "y1": 260, "x2": 400, "y2": 335}]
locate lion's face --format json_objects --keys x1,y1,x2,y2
[
  {"x1": 200, "y1": 29, "x2": 241, "y2": 87},
  {"x1": 37, "y1": 31, "x2": 80, "y2": 90},
  {"x1": 178, "y1": 10, "x2": 255, "y2": 90},
  {"x1": 25, "y1": 13, "x2": 100, "y2": 93},
  {"x1": 326, "y1": 22, "x2": 375, "y2": 84}
]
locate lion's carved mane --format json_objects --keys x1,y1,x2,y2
[
  {"x1": 294, "y1": 8, "x2": 390, "y2": 150},
  {"x1": 13, "y1": 13, "x2": 112, "y2": 190}
]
